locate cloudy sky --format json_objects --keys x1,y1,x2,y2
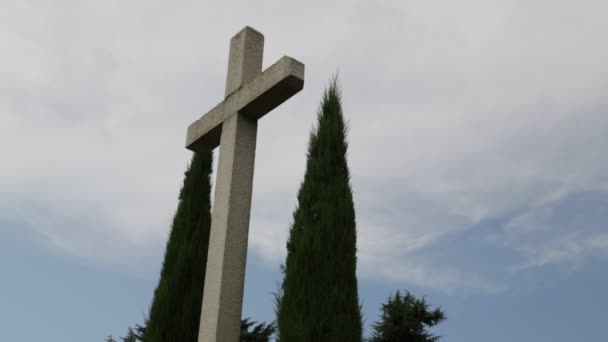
[{"x1": 2, "y1": 0, "x2": 607, "y2": 340}]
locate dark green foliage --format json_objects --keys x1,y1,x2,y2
[
  {"x1": 118, "y1": 316, "x2": 274, "y2": 342},
  {"x1": 122, "y1": 329, "x2": 136, "y2": 342},
  {"x1": 240, "y1": 318, "x2": 275, "y2": 342},
  {"x1": 277, "y1": 78, "x2": 363, "y2": 341},
  {"x1": 105, "y1": 336, "x2": 117, "y2": 342},
  {"x1": 125, "y1": 151, "x2": 274, "y2": 341},
  {"x1": 120, "y1": 321, "x2": 146, "y2": 342},
  {"x1": 122, "y1": 327, "x2": 138, "y2": 342},
  {"x1": 143, "y1": 151, "x2": 214, "y2": 342},
  {"x1": 370, "y1": 291, "x2": 446, "y2": 342}
]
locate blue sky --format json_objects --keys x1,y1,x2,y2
[{"x1": 2, "y1": 0, "x2": 607, "y2": 341}]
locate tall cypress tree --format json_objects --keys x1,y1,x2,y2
[
  {"x1": 277, "y1": 78, "x2": 363, "y2": 341},
  {"x1": 143, "y1": 151, "x2": 213, "y2": 342}
]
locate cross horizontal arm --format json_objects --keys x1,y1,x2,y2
[{"x1": 186, "y1": 56, "x2": 304, "y2": 151}]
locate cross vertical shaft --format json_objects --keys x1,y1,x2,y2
[{"x1": 197, "y1": 27, "x2": 263, "y2": 342}]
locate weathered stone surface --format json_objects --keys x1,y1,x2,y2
[
  {"x1": 186, "y1": 56, "x2": 304, "y2": 151},
  {"x1": 198, "y1": 112, "x2": 257, "y2": 342},
  {"x1": 186, "y1": 26, "x2": 304, "y2": 342},
  {"x1": 225, "y1": 26, "x2": 264, "y2": 97}
]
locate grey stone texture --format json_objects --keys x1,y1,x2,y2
[
  {"x1": 185, "y1": 26, "x2": 304, "y2": 342},
  {"x1": 186, "y1": 54, "x2": 304, "y2": 151}
]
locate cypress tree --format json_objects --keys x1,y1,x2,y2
[
  {"x1": 143, "y1": 151, "x2": 213, "y2": 342},
  {"x1": 277, "y1": 78, "x2": 363, "y2": 341}
]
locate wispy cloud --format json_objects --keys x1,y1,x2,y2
[{"x1": 490, "y1": 191, "x2": 608, "y2": 271}]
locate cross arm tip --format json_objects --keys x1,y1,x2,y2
[
  {"x1": 279, "y1": 56, "x2": 305, "y2": 82},
  {"x1": 232, "y1": 26, "x2": 264, "y2": 43},
  {"x1": 241, "y1": 26, "x2": 263, "y2": 36}
]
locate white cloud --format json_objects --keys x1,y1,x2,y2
[
  {"x1": 2, "y1": 0, "x2": 608, "y2": 293},
  {"x1": 493, "y1": 191, "x2": 608, "y2": 270}
]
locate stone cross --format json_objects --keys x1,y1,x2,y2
[{"x1": 185, "y1": 26, "x2": 304, "y2": 342}]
